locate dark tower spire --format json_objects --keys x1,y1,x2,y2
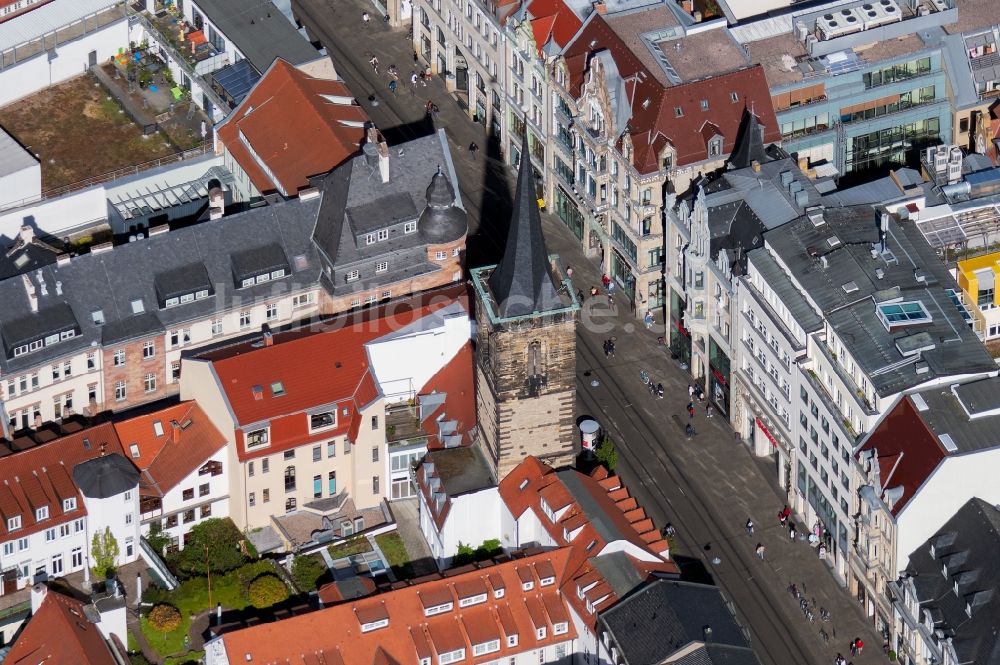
[
  {"x1": 727, "y1": 106, "x2": 767, "y2": 170},
  {"x1": 487, "y1": 134, "x2": 563, "y2": 318}
]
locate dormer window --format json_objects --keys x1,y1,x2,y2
[
  {"x1": 522, "y1": 581, "x2": 534, "y2": 591},
  {"x1": 62, "y1": 498, "x2": 76, "y2": 512},
  {"x1": 553, "y1": 622, "x2": 568, "y2": 635},
  {"x1": 536, "y1": 627, "x2": 547, "y2": 639},
  {"x1": 232, "y1": 244, "x2": 291, "y2": 290},
  {"x1": 539, "y1": 575, "x2": 555, "y2": 587},
  {"x1": 709, "y1": 137, "x2": 723, "y2": 158},
  {"x1": 310, "y1": 410, "x2": 337, "y2": 431},
  {"x1": 507, "y1": 634, "x2": 518, "y2": 647},
  {"x1": 7, "y1": 516, "x2": 21, "y2": 531},
  {"x1": 245, "y1": 427, "x2": 269, "y2": 450},
  {"x1": 35, "y1": 507, "x2": 48, "y2": 521},
  {"x1": 424, "y1": 602, "x2": 453, "y2": 616},
  {"x1": 360, "y1": 618, "x2": 389, "y2": 632},
  {"x1": 458, "y1": 593, "x2": 487, "y2": 607}
]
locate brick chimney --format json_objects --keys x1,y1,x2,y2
[
  {"x1": 170, "y1": 420, "x2": 181, "y2": 444},
  {"x1": 19, "y1": 225, "x2": 34, "y2": 245},
  {"x1": 262, "y1": 324, "x2": 273, "y2": 347}
]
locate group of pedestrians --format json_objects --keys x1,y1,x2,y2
[{"x1": 834, "y1": 637, "x2": 863, "y2": 665}]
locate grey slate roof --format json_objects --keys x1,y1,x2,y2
[
  {"x1": 591, "y1": 551, "x2": 645, "y2": 598},
  {"x1": 746, "y1": 248, "x2": 822, "y2": 334},
  {"x1": 556, "y1": 469, "x2": 630, "y2": 545},
  {"x1": 487, "y1": 134, "x2": 563, "y2": 318},
  {"x1": 0, "y1": 196, "x2": 322, "y2": 374},
  {"x1": 311, "y1": 129, "x2": 462, "y2": 293},
  {"x1": 906, "y1": 376, "x2": 1000, "y2": 454},
  {"x1": 72, "y1": 453, "x2": 140, "y2": 499},
  {"x1": 726, "y1": 108, "x2": 766, "y2": 171},
  {"x1": 601, "y1": 579, "x2": 761, "y2": 665},
  {"x1": 903, "y1": 497, "x2": 1000, "y2": 665},
  {"x1": 191, "y1": 0, "x2": 319, "y2": 72},
  {"x1": 0, "y1": 131, "x2": 460, "y2": 375},
  {"x1": 417, "y1": 169, "x2": 468, "y2": 244},
  {"x1": 764, "y1": 206, "x2": 995, "y2": 397}
]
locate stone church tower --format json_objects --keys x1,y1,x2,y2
[{"x1": 471, "y1": 135, "x2": 580, "y2": 480}]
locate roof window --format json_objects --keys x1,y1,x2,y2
[
  {"x1": 876, "y1": 300, "x2": 932, "y2": 329},
  {"x1": 271, "y1": 382, "x2": 285, "y2": 397}
]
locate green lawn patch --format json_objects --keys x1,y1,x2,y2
[
  {"x1": 164, "y1": 651, "x2": 205, "y2": 665},
  {"x1": 375, "y1": 532, "x2": 414, "y2": 580},
  {"x1": 327, "y1": 536, "x2": 372, "y2": 560},
  {"x1": 140, "y1": 615, "x2": 189, "y2": 659}
]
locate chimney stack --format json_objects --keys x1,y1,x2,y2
[
  {"x1": 262, "y1": 324, "x2": 273, "y2": 347},
  {"x1": 209, "y1": 185, "x2": 225, "y2": 220},
  {"x1": 19, "y1": 225, "x2": 34, "y2": 246},
  {"x1": 750, "y1": 160, "x2": 761, "y2": 173},
  {"x1": 366, "y1": 127, "x2": 389, "y2": 184},
  {"x1": 170, "y1": 420, "x2": 181, "y2": 444},
  {"x1": 31, "y1": 583, "x2": 47, "y2": 613},
  {"x1": 22, "y1": 274, "x2": 37, "y2": 312}
]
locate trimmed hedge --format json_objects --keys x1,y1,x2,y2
[
  {"x1": 147, "y1": 603, "x2": 181, "y2": 633},
  {"x1": 247, "y1": 574, "x2": 289, "y2": 609}
]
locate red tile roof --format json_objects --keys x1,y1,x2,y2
[
  {"x1": 562, "y1": 15, "x2": 779, "y2": 174},
  {"x1": 218, "y1": 549, "x2": 576, "y2": 664},
  {"x1": 6, "y1": 589, "x2": 116, "y2": 665},
  {"x1": 0, "y1": 423, "x2": 123, "y2": 539},
  {"x1": 419, "y1": 342, "x2": 476, "y2": 449},
  {"x1": 113, "y1": 402, "x2": 227, "y2": 496},
  {"x1": 202, "y1": 287, "x2": 469, "y2": 461},
  {"x1": 215, "y1": 59, "x2": 369, "y2": 197},
  {"x1": 497, "y1": 456, "x2": 678, "y2": 626},
  {"x1": 857, "y1": 397, "x2": 946, "y2": 516},
  {"x1": 526, "y1": 0, "x2": 582, "y2": 55}
]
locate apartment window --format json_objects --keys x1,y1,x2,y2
[
  {"x1": 292, "y1": 292, "x2": 315, "y2": 308},
  {"x1": 59, "y1": 524, "x2": 70, "y2": 538},
  {"x1": 372, "y1": 447, "x2": 380, "y2": 463},
  {"x1": 125, "y1": 513, "x2": 133, "y2": 525},
  {"x1": 183, "y1": 488, "x2": 194, "y2": 501},
  {"x1": 144, "y1": 373, "x2": 156, "y2": 393},
  {"x1": 239, "y1": 311, "x2": 252, "y2": 329},
  {"x1": 375, "y1": 261, "x2": 388, "y2": 273},
  {"x1": 435, "y1": 250, "x2": 447, "y2": 260},
  {"x1": 284, "y1": 450, "x2": 295, "y2": 460},
  {"x1": 71, "y1": 547, "x2": 83, "y2": 569},
  {"x1": 199, "y1": 483, "x2": 210, "y2": 497},
  {"x1": 371, "y1": 415, "x2": 379, "y2": 430},
  {"x1": 313, "y1": 475, "x2": 322, "y2": 498},
  {"x1": 262, "y1": 489, "x2": 270, "y2": 503},
  {"x1": 143, "y1": 341, "x2": 155, "y2": 358},
  {"x1": 248, "y1": 461, "x2": 255, "y2": 477},
  {"x1": 17, "y1": 537, "x2": 28, "y2": 551},
  {"x1": 45, "y1": 528, "x2": 56, "y2": 542},
  {"x1": 201, "y1": 504, "x2": 212, "y2": 518},
  {"x1": 2, "y1": 542, "x2": 14, "y2": 557},
  {"x1": 327, "y1": 441, "x2": 336, "y2": 458},
  {"x1": 182, "y1": 509, "x2": 195, "y2": 523},
  {"x1": 246, "y1": 428, "x2": 269, "y2": 449},
  {"x1": 115, "y1": 381, "x2": 127, "y2": 401},
  {"x1": 328, "y1": 471, "x2": 337, "y2": 495},
  {"x1": 285, "y1": 498, "x2": 296, "y2": 512},
  {"x1": 373, "y1": 476, "x2": 380, "y2": 494},
  {"x1": 262, "y1": 458, "x2": 269, "y2": 473},
  {"x1": 170, "y1": 362, "x2": 180, "y2": 383},
  {"x1": 63, "y1": 497, "x2": 76, "y2": 511},
  {"x1": 265, "y1": 303, "x2": 278, "y2": 321},
  {"x1": 312, "y1": 445, "x2": 322, "y2": 462},
  {"x1": 113, "y1": 349, "x2": 125, "y2": 366},
  {"x1": 249, "y1": 492, "x2": 256, "y2": 507},
  {"x1": 404, "y1": 221, "x2": 417, "y2": 234},
  {"x1": 346, "y1": 269, "x2": 360, "y2": 282},
  {"x1": 284, "y1": 466, "x2": 296, "y2": 492}
]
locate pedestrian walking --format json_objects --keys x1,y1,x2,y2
[
  {"x1": 608, "y1": 280, "x2": 616, "y2": 295},
  {"x1": 778, "y1": 505, "x2": 790, "y2": 525},
  {"x1": 656, "y1": 383, "x2": 664, "y2": 399},
  {"x1": 608, "y1": 295, "x2": 616, "y2": 311},
  {"x1": 685, "y1": 423, "x2": 695, "y2": 437},
  {"x1": 835, "y1": 655, "x2": 846, "y2": 665},
  {"x1": 687, "y1": 402, "x2": 695, "y2": 418},
  {"x1": 602, "y1": 274, "x2": 611, "y2": 289},
  {"x1": 644, "y1": 310, "x2": 654, "y2": 329},
  {"x1": 410, "y1": 71, "x2": 418, "y2": 92},
  {"x1": 362, "y1": 10, "x2": 370, "y2": 26},
  {"x1": 603, "y1": 339, "x2": 611, "y2": 357},
  {"x1": 469, "y1": 142, "x2": 479, "y2": 159},
  {"x1": 746, "y1": 518, "x2": 754, "y2": 536},
  {"x1": 388, "y1": 79, "x2": 397, "y2": 95},
  {"x1": 688, "y1": 384, "x2": 695, "y2": 399},
  {"x1": 413, "y1": 50, "x2": 419, "y2": 64},
  {"x1": 565, "y1": 265, "x2": 573, "y2": 279},
  {"x1": 789, "y1": 522, "x2": 796, "y2": 539},
  {"x1": 383, "y1": 13, "x2": 390, "y2": 24},
  {"x1": 630, "y1": 297, "x2": 637, "y2": 314},
  {"x1": 755, "y1": 543, "x2": 765, "y2": 560},
  {"x1": 705, "y1": 403, "x2": 713, "y2": 418},
  {"x1": 852, "y1": 638, "x2": 863, "y2": 655},
  {"x1": 590, "y1": 286, "x2": 599, "y2": 297},
  {"x1": 608, "y1": 340, "x2": 615, "y2": 357},
  {"x1": 577, "y1": 289, "x2": 585, "y2": 302}
]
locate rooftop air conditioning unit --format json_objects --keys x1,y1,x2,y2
[{"x1": 795, "y1": 21, "x2": 809, "y2": 42}]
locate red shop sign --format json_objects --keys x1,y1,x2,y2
[{"x1": 755, "y1": 417, "x2": 778, "y2": 448}]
